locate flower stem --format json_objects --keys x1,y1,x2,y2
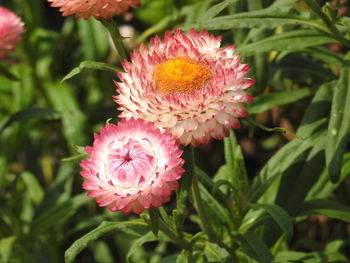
[{"x1": 101, "y1": 18, "x2": 128, "y2": 62}]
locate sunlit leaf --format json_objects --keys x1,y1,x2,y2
[
  {"x1": 65, "y1": 220, "x2": 148, "y2": 263},
  {"x1": 325, "y1": 66, "x2": 350, "y2": 182},
  {"x1": 61, "y1": 61, "x2": 120, "y2": 83}
]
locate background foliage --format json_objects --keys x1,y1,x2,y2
[{"x1": 0, "y1": 0, "x2": 350, "y2": 262}]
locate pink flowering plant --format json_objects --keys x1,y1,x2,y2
[{"x1": 1, "y1": 0, "x2": 350, "y2": 262}]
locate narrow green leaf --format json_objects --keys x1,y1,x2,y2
[
  {"x1": 127, "y1": 231, "x2": 156, "y2": 262},
  {"x1": 223, "y1": 130, "x2": 248, "y2": 191},
  {"x1": 77, "y1": 18, "x2": 110, "y2": 60},
  {"x1": 275, "y1": 250, "x2": 348, "y2": 262},
  {"x1": 194, "y1": 6, "x2": 327, "y2": 32},
  {"x1": 276, "y1": 139, "x2": 325, "y2": 216},
  {"x1": 31, "y1": 194, "x2": 91, "y2": 233},
  {"x1": 297, "y1": 81, "x2": 333, "y2": 138},
  {"x1": 199, "y1": 0, "x2": 237, "y2": 24},
  {"x1": 326, "y1": 239, "x2": 350, "y2": 254},
  {"x1": 325, "y1": 66, "x2": 350, "y2": 182},
  {"x1": 249, "y1": 203, "x2": 293, "y2": 241},
  {"x1": 44, "y1": 82, "x2": 86, "y2": 147},
  {"x1": 236, "y1": 30, "x2": 338, "y2": 56},
  {"x1": 176, "y1": 249, "x2": 193, "y2": 263},
  {"x1": 196, "y1": 167, "x2": 236, "y2": 228},
  {"x1": 0, "y1": 236, "x2": 16, "y2": 263},
  {"x1": 249, "y1": 81, "x2": 332, "y2": 204},
  {"x1": 176, "y1": 147, "x2": 194, "y2": 217},
  {"x1": 0, "y1": 107, "x2": 59, "y2": 134},
  {"x1": 0, "y1": 63, "x2": 18, "y2": 81},
  {"x1": 305, "y1": 46, "x2": 344, "y2": 69},
  {"x1": 204, "y1": 242, "x2": 230, "y2": 262},
  {"x1": 236, "y1": 231, "x2": 273, "y2": 263},
  {"x1": 65, "y1": 220, "x2": 148, "y2": 263},
  {"x1": 21, "y1": 172, "x2": 44, "y2": 204},
  {"x1": 198, "y1": 182, "x2": 234, "y2": 232},
  {"x1": 248, "y1": 121, "x2": 326, "y2": 203},
  {"x1": 149, "y1": 209, "x2": 160, "y2": 237},
  {"x1": 298, "y1": 199, "x2": 350, "y2": 223},
  {"x1": 247, "y1": 88, "x2": 314, "y2": 114},
  {"x1": 92, "y1": 241, "x2": 114, "y2": 263},
  {"x1": 307, "y1": 153, "x2": 350, "y2": 199},
  {"x1": 61, "y1": 61, "x2": 120, "y2": 83}
]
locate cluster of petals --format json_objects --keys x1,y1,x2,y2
[
  {"x1": 80, "y1": 118, "x2": 185, "y2": 214},
  {"x1": 47, "y1": 0, "x2": 141, "y2": 20},
  {"x1": 0, "y1": 6, "x2": 25, "y2": 58},
  {"x1": 114, "y1": 29, "x2": 254, "y2": 146}
]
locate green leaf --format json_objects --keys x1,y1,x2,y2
[
  {"x1": 236, "y1": 30, "x2": 338, "y2": 56},
  {"x1": 248, "y1": 120, "x2": 326, "y2": 203},
  {"x1": 325, "y1": 66, "x2": 350, "y2": 182},
  {"x1": 199, "y1": 0, "x2": 237, "y2": 24},
  {"x1": 65, "y1": 220, "x2": 148, "y2": 263},
  {"x1": 92, "y1": 241, "x2": 114, "y2": 263},
  {"x1": 298, "y1": 199, "x2": 350, "y2": 223},
  {"x1": 0, "y1": 107, "x2": 59, "y2": 134},
  {"x1": 176, "y1": 250, "x2": 191, "y2": 263},
  {"x1": 30, "y1": 194, "x2": 91, "y2": 234},
  {"x1": 236, "y1": 231, "x2": 273, "y2": 263},
  {"x1": 193, "y1": 6, "x2": 327, "y2": 31},
  {"x1": 249, "y1": 203, "x2": 293, "y2": 241},
  {"x1": 247, "y1": 88, "x2": 314, "y2": 114},
  {"x1": 77, "y1": 18, "x2": 110, "y2": 60},
  {"x1": 274, "y1": 250, "x2": 348, "y2": 262},
  {"x1": 0, "y1": 63, "x2": 18, "y2": 81},
  {"x1": 305, "y1": 46, "x2": 344, "y2": 69},
  {"x1": 176, "y1": 147, "x2": 194, "y2": 223},
  {"x1": 0, "y1": 236, "x2": 16, "y2": 263},
  {"x1": 21, "y1": 172, "x2": 44, "y2": 204},
  {"x1": 307, "y1": 153, "x2": 350, "y2": 199},
  {"x1": 196, "y1": 167, "x2": 236, "y2": 228},
  {"x1": 61, "y1": 61, "x2": 120, "y2": 83},
  {"x1": 44, "y1": 82, "x2": 86, "y2": 147},
  {"x1": 198, "y1": 182, "x2": 234, "y2": 232},
  {"x1": 249, "y1": 81, "x2": 333, "y2": 204},
  {"x1": 275, "y1": 139, "x2": 325, "y2": 215},
  {"x1": 297, "y1": 81, "x2": 333, "y2": 138},
  {"x1": 127, "y1": 231, "x2": 157, "y2": 262},
  {"x1": 223, "y1": 130, "x2": 248, "y2": 191},
  {"x1": 204, "y1": 242, "x2": 230, "y2": 262},
  {"x1": 149, "y1": 209, "x2": 160, "y2": 237}
]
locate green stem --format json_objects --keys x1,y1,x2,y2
[
  {"x1": 101, "y1": 19, "x2": 128, "y2": 62},
  {"x1": 302, "y1": 0, "x2": 350, "y2": 47}
]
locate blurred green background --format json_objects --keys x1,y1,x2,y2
[{"x1": 0, "y1": 0, "x2": 350, "y2": 262}]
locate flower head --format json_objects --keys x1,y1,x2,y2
[
  {"x1": 114, "y1": 29, "x2": 255, "y2": 146},
  {"x1": 80, "y1": 118, "x2": 185, "y2": 214},
  {"x1": 48, "y1": 0, "x2": 141, "y2": 20},
  {"x1": 0, "y1": 6, "x2": 25, "y2": 58}
]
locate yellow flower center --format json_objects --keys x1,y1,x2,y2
[{"x1": 153, "y1": 57, "x2": 212, "y2": 94}]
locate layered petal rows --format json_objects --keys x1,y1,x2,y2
[
  {"x1": 48, "y1": 0, "x2": 141, "y2": 20},
  {"x1": 80, "y1": 118, "x2": 185, "y2": 214},
  {"x1": 114, "y1": 29, "x2": 255, "y2": 146},
  {"x1": 0, "y1": 6, "x2": 25, "y2": 58}
]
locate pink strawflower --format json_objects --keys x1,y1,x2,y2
[
  {"x1": 114, "y1": 29, "x2": 255, "y2": 146},
  {"x1": 80, "y1": 118, "x2": 185, "y2": 214},
  {"x1": 0, "y1": 6, "x2": 25, "y2": 58},
  {"x1": 48, "y1": 0, "x2": 141, "y2": 20}
]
